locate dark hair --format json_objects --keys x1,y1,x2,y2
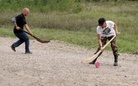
[{"x1": 98, "y1": 18, "x2": 106, "y2": 26}]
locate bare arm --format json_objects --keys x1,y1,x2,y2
[
  {"x1": 114, "y1": 23, "x2": 120, "y2": 36},
  {"x1": 24, "y1": 24, "x2": 33, "y2": 35},
  {"x1": 12, "y1": 17, "x2": 20, "y2": 30},
  {"x1": 97, "y1": 34, "x2": 103, "y2": 50}
]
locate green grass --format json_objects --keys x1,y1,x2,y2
[
  {"x1": 0, "y1": 27, "x2": 137, "y2": 54},
  {"x1": 0, "y1": 1, "x2": 137, "y2": 54}
]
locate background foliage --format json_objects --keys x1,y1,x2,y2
[{"x1": 0, "y1": 0, "x2": 138, "y2": 54}]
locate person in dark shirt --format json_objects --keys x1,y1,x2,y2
[{"x1": 11, "y1": 8, "x2": 33, "y2": 54}]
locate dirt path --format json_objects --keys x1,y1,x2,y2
[{"x1": 0, "y1": 37, "x2": 138, "y2": 86}]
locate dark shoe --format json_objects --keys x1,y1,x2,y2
[
  {"x1": 114, "y1": 54, "x2": 119, "y2": 62},
  {"x1": 89, "y1": 61, "x2": 96, "y2": 64},
  {"x1": 89, "y1": 58, "x2": 97, "y2": 64},
  {"x1": 114, "y1": 62, "x2": 118, "y2": 66},
  {"x1": 25, "y1": 51, "x2": 32, "y2": 54},
  {"x1": 11, "y1": 44, "x2": 16, "y2": 52}
]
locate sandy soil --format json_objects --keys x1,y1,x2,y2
[{"x1": 0, "y1": 37, "x2": 138, "y2": 86}]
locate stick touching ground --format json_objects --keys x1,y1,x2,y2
[{"x1": 82, "y1": 35, "x2": 116, "y2": 64}]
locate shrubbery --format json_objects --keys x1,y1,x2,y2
[
  {"x1": 0, "y1": 0, "x2": 137, "y2": 30},
  {"x1": 0, "y1": 0, "x2": 137, "y2": 12},
  {"x1": 0, "y1": 0, "x2": 82, "y2": 13}
]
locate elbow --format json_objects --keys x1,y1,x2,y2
[{"x1": 12, "y1": 17, "x2": 16, "y2": 23}]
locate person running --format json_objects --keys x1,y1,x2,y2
[
  {"x1": 11, "y1": 8, "x2": 33, "y2": 54},
  {"x1": 89, "y1": 18, "x2": 120, "y2": 66}
]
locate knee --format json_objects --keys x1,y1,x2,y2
[{"x1": 24, "y1": 37, "x2": 29, "y2": 42}]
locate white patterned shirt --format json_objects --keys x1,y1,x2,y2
[{"x1": 96, "y1": 21, "x2": 116, "y2": 37}]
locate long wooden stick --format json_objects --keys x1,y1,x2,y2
[
  {"x1": 82, "y1": 35, "x2": 116, "y2": 64},
  {"x1": 23, "y1": 30, "x2": 50, "y2": 43}
]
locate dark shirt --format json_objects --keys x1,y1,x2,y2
[{"x1": 14, "y1": 13, "x2": 27, "y2": 33}]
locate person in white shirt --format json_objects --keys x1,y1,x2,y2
[{"x1": 89, "y1": 18, "x2": 120, "y2": 66}]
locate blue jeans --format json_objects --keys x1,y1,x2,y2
[{"x1": 13, "y1": 32, "x2": 30, "y2": 52}]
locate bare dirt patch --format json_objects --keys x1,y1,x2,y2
[{"x1": 0, "y1": 37, "x2": 137, "y2": 86}]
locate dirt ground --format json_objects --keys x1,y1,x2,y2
[{"x1": 0, "y1": 37, "x2": 138, "y2": 86}]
